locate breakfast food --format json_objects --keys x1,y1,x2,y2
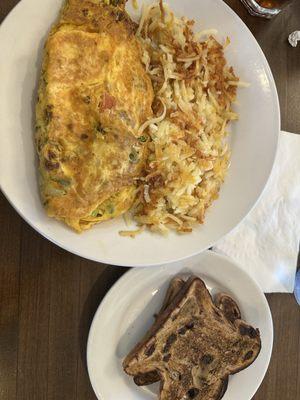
[
  {"x1": 134, "y1": 277, "x2": 185, "y2": 386},
  {"x1": 131, "y1": 2, "x2": 239, "y2": 234},
  {"x1": 134, "y1": 279, "x2": 244, "y2": 388},
  {"x1": 35, "y1": 0, "x2": 153, "y2": 231},
  {"x1": 36, "y1": 0, "x2": 239, "y2": 234},
  {"x1": 123, "y1": 276, "x2": 261, "y2": 400}
]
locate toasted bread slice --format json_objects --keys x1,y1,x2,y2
[
  {"x1": 135, "y1": 373, "x2": 228, "y2": 400},
  {"x1": 159, "y1": 277, "x2": 185, "y2": 315},
  {"x1": 134, "y1": 281, "x2": 242, "y2": 389},
  {"x1": 214, "y1": 293, "x2": 241, "y2": 323},
  {"x1": 134, "y1": 277, "x2": 185, "y2": 386},
  {"x1": 133, "y1": 280, "x2": 243, "y2": 393},
  {"x1": 123, "y1": 277, "x2": 261, "y2": 400}
]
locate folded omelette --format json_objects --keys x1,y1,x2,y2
[{"x1": 35, "y1": 0, "x2": 153, "y2": 232}]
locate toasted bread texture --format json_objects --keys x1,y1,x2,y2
[
  {"x1": 134, "y1": 277, "x2": 185, "y2": 387},
  {"x1": 123, "y1": 276, "x2": 261, "y2": 400},
  {"x1": 134, "y1": 279, "x2": 242, "y2": 391}
]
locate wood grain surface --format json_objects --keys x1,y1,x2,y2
[{"x1": 0, "y1": 0, "x2": 300, "y2": 399}]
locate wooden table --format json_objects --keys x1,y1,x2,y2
[{"x1": 0, "y1": 0, "x2": 299, "y2": 399}]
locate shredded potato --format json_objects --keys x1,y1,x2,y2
[
  {"x1": 119, "y1": 225, "x2": 145, "y2": 238},
  {"x1": 133, "y1": 2, "x2": 240, "y2": 234}
]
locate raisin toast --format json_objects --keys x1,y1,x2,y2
[
  {"x1": 123, "y1": 276, "x2": 261, "y2": 400},
  {"x1": 134, "y1": 279, "x2": 241, "y2": 392},
  {"x1": 134, "y1": 278, "x2": 185, "y2": 386},
  {"x1": 133, "y1": 280, "x2": 230, "y2": 400}
]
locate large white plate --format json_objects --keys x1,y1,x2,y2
[
  {"x1": 0, "y1": 0, "x2": 279, "y2": 266},
  {"x1": 87, "y1": 251, "x2": 273, "y2": 400}
]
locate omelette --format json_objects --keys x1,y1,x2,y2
[{"x1": 36, "y1": 0, "x2": 153, "y2": 232}]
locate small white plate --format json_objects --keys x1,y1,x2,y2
[
  {"x1": 0, "y1": 0, "x2": 279, "y2": 266},
  {"x1": 87, "y1": 251, "x2": 273, "y2": 400}
]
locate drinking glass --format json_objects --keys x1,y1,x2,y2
[{"x1": 240, "y1": 0, "x2": 294, "y2": 18}]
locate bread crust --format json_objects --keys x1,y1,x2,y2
[{"x1": 123, "y1": 276, "x2": 262, "y2": 400}]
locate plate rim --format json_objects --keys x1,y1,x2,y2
[
  {"x1": 86, "y1": 250, "x2": 274, "y2": 400},
  {"x1": 0, "y1": 0, "x2": 280, "y2": 267}
]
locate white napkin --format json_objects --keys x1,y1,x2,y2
[{"x1": 213, "y1": 131, "x2": 300, "y2": 293}]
